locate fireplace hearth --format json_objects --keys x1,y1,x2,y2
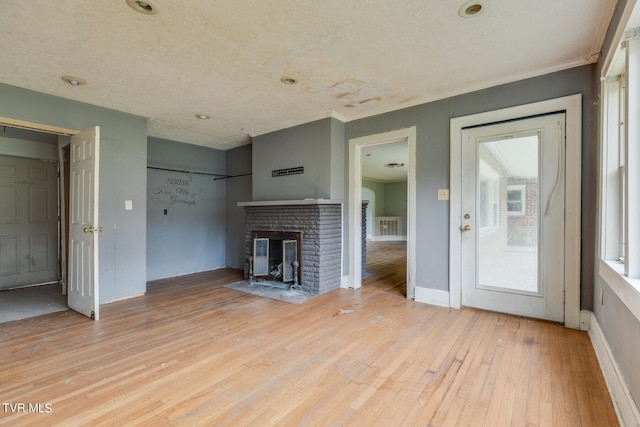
[{"x1": 239, "y1": 200, "x2": 343, "y2": 296}]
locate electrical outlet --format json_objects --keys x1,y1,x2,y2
[
  {"x1": 124, "y1": 200, "x2": 133, "y2": 211},
  {"x1": 437, "y1": 189, "x2": 449, "y2": 201}
]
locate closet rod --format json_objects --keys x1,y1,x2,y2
[{"x1": 147, "y1": 166, "x2": 251, "y2": 181}]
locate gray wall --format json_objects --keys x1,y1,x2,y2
[
  {"x1": 226, "y1": 144, "x2": 252, "y2": 268},
  {"x1": 384, "y1": 181, "x2": 408, "y2": 236},
  {"x1": 346, "y1": 65, "x2": 595, "y2": 294},
  {"x1": 0, "y1": 83, "x2": 147, "y2": 303},
  {"x1": 593, "y1": 0, "x2": 640, "y2": 410},
  {"x1": 146, "y1": 137, "x2": 227, "y2": 280},
  {"x1": 362, "y1": 179, "x2": 385, "y2": 218},
  {"x1": 0, "y1": 132, "x2": 58, "y2": 161},
  {"x1": 252, "y1": 117, "x2": 344, "y2": 201},
  {"x1": 362, "y1": 179, "x2": 408, "y2": 237}
]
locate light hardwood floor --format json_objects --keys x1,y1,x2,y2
[{"x1": 0, "y1": 241, "x2": 618, "y2": 426}]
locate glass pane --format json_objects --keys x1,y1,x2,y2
[
  {"x1": 282, "y1": 240, "x2": 297, "y2": 282},
  {"x1": 478, "y1": 135, "x2": 539, "y2": 293},
  {"x1": 253, "y1": 238, "x2": 269, "y2": 276}
]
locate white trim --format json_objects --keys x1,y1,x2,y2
[
  {"x1": 109, "y1": 293, "x2": 145, "y2": 303},
  {"x1": 415, "y1": 287, "x2": 450, "y2": 308},
  {"x1": 250, "y1": 49, "x2": 613, "y2": 140},
  {"x1": 250, "y1": 111, "x2": 347, "y2": 137},
  {"x1": 0, "y1": 116, "x2": 78, "y2": 136},
  {"x1": 589, "y1": 312, "x2": 640, "y2": 427},
  {"x1": 347, "y1": 59, "x2": 596, "y2": 124},
  {"x1": 601, "y1": 0, "x2": 638, "y2": 77},
  {"x1": 579, "y1": 310, "x2": 592, "y2": 331},
  {"x1": 599, "y1": 260, "x2": 640, "y2": 323},
  {"x1": 348, "y1": 127, "x2": 416, "y2": 299},
  {"x1": 449, "y1": 94, "x2": 582, "y2": 329},
  {"x1": 372, "y1": 236, "x2": 407, "y2": 242},
  {"x1": 341, "y1": 275, "x2": 348, "y2": 289}
]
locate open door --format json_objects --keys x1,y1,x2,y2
[{"x1": 68, "y1": 127, "x2": 101, "y2": 320}]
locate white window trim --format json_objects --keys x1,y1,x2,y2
[
  {"x1": 598, "y1": 19, "x2": 640, "y2": 323},
  {"x1": 599, "y1": 260, "x2": 640, "y2": 323},
  {"x1": 506, "y1": 184, "x2": 526, "y2": 216}
]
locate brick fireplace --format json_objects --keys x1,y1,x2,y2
[{"x1": 238, "y1": 200, "x2": 343, "y2": 295}]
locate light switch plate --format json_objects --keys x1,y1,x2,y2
[
  {"x1": 125, "y1": 200, "x2": 133, "y2": 211},
  {"x1": 437, "y1": 189, "x2": 449, "y2": 201}
]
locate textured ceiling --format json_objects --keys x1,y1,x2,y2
[{"x1": 0, "y1": 0, "x2": 615, "y2": 151}]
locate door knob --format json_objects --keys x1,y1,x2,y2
[
  {"x1": 96, "y1": 226, "x2": 103, "y2": 232},
  {"x1": 83, "y1": 226, "x2": 93, "y2": 233},
  {"x1": 461, "y1": 225, "x2": 471, "y2": 232}
]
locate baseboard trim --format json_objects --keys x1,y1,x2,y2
[
  {"x1": 415, "y1": 287, "x2": 450, "y2": 307},
  {"x1": 108, "y1": 293, "x2": 145, "y2": 303},
  {"x1": 340, "y1": 275, "x2": 349, "y2": 289},
  {"x1": 371, "y1": 236, "x2": 407, "y2": 242},
  {"x1": 579, "y1": 309, "x2": 592, "y2": 331},
  {"x1": 589, "y1": 313, "x2": 640, "y2": 427}
]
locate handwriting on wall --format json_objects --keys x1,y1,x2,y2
[{"x1": 151, "y1": 175, "x2": 202, "y2": 207}]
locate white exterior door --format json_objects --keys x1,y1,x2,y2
[
  {"x1": 68, "y1": 127, "x2": 100, "y2": 320},
  {"x1": 460, "y1": 114, "x2": 565, "y2": 322},
  {"x1": 0, "y1": 156, "x2": 58, "y2": 290}
]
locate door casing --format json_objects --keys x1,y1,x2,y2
[
  {"x1": 347, "y1": 127, "x2": 416, "y2": 299},
  {"x1": 449, "y1": 95, "x2": 582, "y2": 329}
]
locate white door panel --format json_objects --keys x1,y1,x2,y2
[
  {"x1": 0, "y1": 155, "x2": 58, "y2": 290},
  {"x1": 68, "y1": 127, "x2": 100, "y2": 320},
  {"x1": 461, "y1": 114, "x2": 565, "y2": 322}
]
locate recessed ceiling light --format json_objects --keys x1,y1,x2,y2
[
  {"x1": 458, "y1": 1, "x2": 487, "y2": 18},
  {"x1": 195, "y1": 114, "x2": 210, "y2": 120},
  {"x1": 61, "y1": 75, "x2": 87, "y2": 86},
  {"x1": 280, "y1": 77, "x2": 298, "y2": 85},
  {"x1": 126, "y1": 0, "x2": 158, "y2": 15}
]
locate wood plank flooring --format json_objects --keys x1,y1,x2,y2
[{"x1": 0, "y1": 241, "x2": 618, "y2": 426}]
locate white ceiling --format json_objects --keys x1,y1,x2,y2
[
  {"x1": 0, "y1": 0, "x2": 615, "y2": 152},
  {"x1": 362, "y1": 141, "x2": 408, "y2": 183}
]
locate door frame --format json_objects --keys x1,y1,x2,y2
[
  {"x1": 0, "y1": 116, "x2": 82, "y2": 303},
  {"x1": 347, "y1": 126, "x2": 417, "y2": 299},
  {"x1": 449, "y1": 95, "x2": 582, "y2": 328}
]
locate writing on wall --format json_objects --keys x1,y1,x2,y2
[{"x1": 151, "y1": 174, "x2": 202, "y2": 207}]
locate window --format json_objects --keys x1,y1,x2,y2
[
  {"x1": 507, "y1": 185, "x2": 526, "y2": 216},
  {"x1": 601, "y1": 32, "x2": 640, "y2": 278}
]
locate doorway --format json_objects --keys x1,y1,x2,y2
[
  {"x1": 460, "y1": 113, "x2": 565, "y2": 321},
  {"x1": 348, "y1": 127, "x2": 416, "y2": 299},
  {"x1": 0, "y1": 119, "x2": 100, "y2": 321},
  {"x1": 0, "y1": 127, "x2": 67, "y2": 321},
  {"x1": 449, "y1": 95, "x2": 582, "y2": 328}
]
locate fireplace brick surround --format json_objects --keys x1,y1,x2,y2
[{"x1": 239, "y1": 200, "x2": 343, "y2": 295}]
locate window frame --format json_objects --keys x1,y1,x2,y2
[
  {"x1": 599, "y1": 21, "x2": 640, "y2": 324},
  {"x1": 506, "y1": 184, "x2": 526, "y2": 216}
]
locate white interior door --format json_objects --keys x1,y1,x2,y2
[
  {"x1": 68, "y1": 127, "x2": 100, "y2": 320},
  {"x1": 460, "y1": 114, "x2": 565, "y2": 322},
  {"x1": 0, "y1": 156, "x2": 58, "y2": 290}
]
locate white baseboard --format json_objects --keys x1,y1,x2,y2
[
  {"x1": 340, "y1": 275, "x2": 349, "y2": 289},
  {"x1": 108, "y1": 293, "x2": 145, "y2": 303},
  {"x1": 371, "y1": 235, "x2": 407, "y2": 242},
  {"x1": 579, "y1": 310, "x2": 592, "y2": 331},
  {"x1": 589, "y1": 313, "x2": 640, "y2": 427},
  {"x1": 415, "y1": 287, "x2": 450, "y2": 307}
]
